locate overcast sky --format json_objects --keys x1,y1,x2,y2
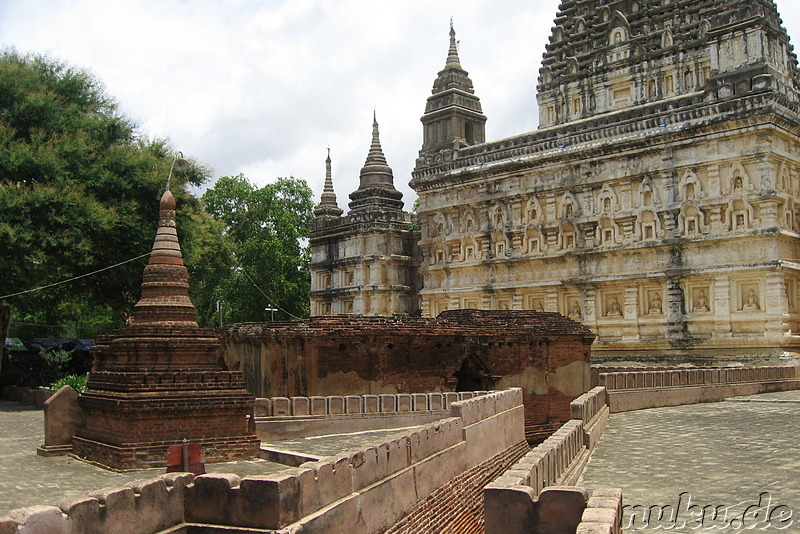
[{"x1": 2, "y1": 0, "x2": 800, "y2": 210}]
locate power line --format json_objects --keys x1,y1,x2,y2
[
  {"x1": 188, "y1": 183, "x2": 303, "y2": 322},
  {"x1": 1, "y1": 252, "x2": 150, "y2": 300},
  {"x1": 207, "y1": 224, "x2": 303, "y2": 321}
]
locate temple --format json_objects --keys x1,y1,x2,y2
[
  {"x1": 309, "y1": 114, "x2": 419, "y2": 316},
  {"x1": 310, "y1": 1, "x2": 800, "y2": 365}
]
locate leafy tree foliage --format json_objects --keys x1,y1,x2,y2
[
  {"x1": 0, "y1": 50, "x2": 211, "y2": 348},
  {"x1": 201, "y1": 174, "x2": 313, "y2": 323}
]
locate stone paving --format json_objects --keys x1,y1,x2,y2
[
  {"x1": 578, "y1": 390, "x2": 800, "y2": 533},
  {"x1": 0, "y1": 402, "x2": 425, "y2": 516},
  {"x1": 0, "y1": 401, "x2": 287, "y2": 515}
]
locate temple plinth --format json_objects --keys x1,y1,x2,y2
[{"x1": 73, "y1": 191, "x2": 259, "y2": 470}]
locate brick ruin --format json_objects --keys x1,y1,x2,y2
[
  {"x1": 72, "y1": 191, "x2": 259, "y2": 470},
  {"x1": 221, "y1": 309, "x2": 595, "y2": 443}
]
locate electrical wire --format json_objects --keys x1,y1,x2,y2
[
  {"x1": 1, "y1": 252, "x2": 150, "y2": 300},
  {"x1": 208, "y1": 224, "x2": 303, "y2": 321},
  {"x1": 187, "y1": 182, "x2": 304, "y2": 322}
]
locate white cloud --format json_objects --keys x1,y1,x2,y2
[{"x1": 2, "y1": 0, "x2": 800, "y2": 209}]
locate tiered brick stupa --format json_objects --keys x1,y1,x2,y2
[{"x1": 73, "y1": 190, "x2": 259, "y2": 470}]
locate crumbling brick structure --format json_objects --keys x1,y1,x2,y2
[
  {"x1": 222, "y1": 310, "x2": 595, "y2": 442},
  {"x1": 73, "y1": 191, "x2": 259, "y2": 470}
]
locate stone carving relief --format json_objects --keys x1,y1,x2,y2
[
  {"x1": 605, "y1": 294, "x2": 623, "y2": 317},
  {"x1": 680, "y1": 203, "x2": 706, "y2": 236},
  {"x1": 429, "y1": 211, "x2": 447, "y2": 238},
  {"x1": 560, "y1": 223, "x2": 577, "y2": 249},
  {"x1": 776, "y1": 161, "x2": 794, "y2": 195},
  {"x1": 568, "y1": 299, "x2": 583, "y2": 320},
  {"x1": 598, "y1": 216, "x2": 620, "y2": 246},
  {"x1": 741, "y1": 285, "x2": 761, "y2": 311},
  {"x1": 679, "y1": 169, "x2": 704, "y2": 200},
  {"x1": 568, "y1": 57, "x2": 579, "y2": 74},
  {"x1": 662, "y1": 29, "x2": 673, "y2": 48},
  {"x1": 525, "y1": 196, "x2": 543, "y2": 224},
  {"x1": 490, "y1": 202, "x2": 508, "y2": 229},
  {"x1": 461, "y1": 207, "x2": 478, "y2": 233},
  {"x1": 646, "y1": 291, "x2": 663, "y2": 315},
  {"x1": 560, "y1": 191, "x2": 579, "y2": 219},
  {"x1": 492, "y1": 232, "x2": 509, "y2": 258},
  {"x1": 525, "y1": 228, "x2": 543, "y2": 254},
  {"x1": 461, "y1": 236, "x2": 480, "y2": 261},
  {"x1": 727, "y1": 163, "x2": 753, "y2": 194},
  {"x1": 432, "y1": 241, "x2": 445, "y2": 264},
  {"x1": 638, "y1": 176, "x2": 660, "y2": 206},
  {"x1": 691, "y1": 287, "x2": 711, "y2": 313},
  {"x1": 637, "y1": 210, "x2": 660, "y2": 241},
  {"x1": 786, "y1": 281, "x2": 797, "y2": 312},
  {"x1": 527, "y1": 295, "x2": 546, "y2": 313},
  {"x1": 598, "y1": 185, "x2": 618, "y2": 214},
  {"x1": 727, "y1": 198, "x2": 753, "y2": 230},
  {"x1": 610, "y1": 27, "x2": 627, "y2": 45}
]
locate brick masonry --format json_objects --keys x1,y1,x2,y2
[
  {"x1": 222, "y1": 310, "x2": 595, "y2": 444},
  {"x1": 73, "y1": 191, "x2": 259, "y2": 470},
  {"x1": 383, "y1": 440, "x2": 529, "y2": 534}
]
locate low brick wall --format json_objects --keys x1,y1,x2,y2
[
  {"x1": 256, "y1": 391, "x2": 484, "y2": 416},
  {"x1": 255, "y1": 391, "x2": 485, "y2": 441},
  {"x1": 1, "y1": 385, "x2": 53, "y2": 408},
  {"x1": 570, "y1": 386, "x2": 610, "y2": 449},
  {"x1": 483, "y1": 386, "x2": 619, "y2": 534},
  {"x1": 1, "y1": 389, "x2": 528, "y2": 534},
  {"x1": 597, "y1": 365, "x2": 799, "y2": 412}
]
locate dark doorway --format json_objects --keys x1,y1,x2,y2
[{"x1": 454, "y1": 354, "x2": 497, "y2": 392}]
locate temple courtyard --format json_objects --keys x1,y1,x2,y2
[
  {"x1": 578, "y1": 389, "x2": 800, "y2": 531},
  {"x1": 2, "y1": 389, "x2": 798, "y2": 532}
]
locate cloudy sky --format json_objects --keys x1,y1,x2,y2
[{"x1": 2, "y1": 0, "x2": 800, "y2": 209}]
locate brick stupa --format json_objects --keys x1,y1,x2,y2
[{"x1": 73, "y1": 190, "x2": 259, "y2": 470}]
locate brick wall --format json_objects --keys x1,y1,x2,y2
[
  {"x1": 594, "y1": 365, "x2": 799, "y2": 412},
  {"x1": 383, "y1": 440, "x2": 529, "y2": 534},
  {"x1": 223, "y1": 310, "x2": 595, "y2": 444}
]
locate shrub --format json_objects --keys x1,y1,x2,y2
[{"x1": 50, "y1": 374, "x2": 87, "y2": 393}]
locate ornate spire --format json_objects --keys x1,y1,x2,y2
[
  {"x1": 349, "y1": 112, "x2": 404, "y2": 213},
  {"x1": 358, "y1": 111, "x2": 394, "y2": 189},
  {"x1": 314, "y1": 147, "x2": 343, "y2": 218},
  {"x1": 445, "y1": 18, "x2": 462, "y2": 69},
  {"x1": 416, "y1": 22, "x2": 486, "y2": 157},
  {"x1": 130, "y1": 190, "x2": 198, "y2": 327}
]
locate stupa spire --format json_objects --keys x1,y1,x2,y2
[
  {"x1": 348, "y1": 112, "x2": 404, "y2": 213},
  {"x1": 314, "y1": 147, "x2": 343, "y2": 218},
  {"x1": 363, "y1": 110, "x2": 390, "y2": 172},
  {"x1": 130, "y1": 190, "x2": 197, "y2": 326},
  {"x1": 445, "y1": 18, "x2": 462, "y2": 69},
  {"x1": 415, "y1": 21, "x2": 486, "y2": 157}
]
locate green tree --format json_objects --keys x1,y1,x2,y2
[
  {"x1": 201, "y1": 174, "x2": 313, "y2": 323},
  {"x1": 0, "y1": 50, "x2": 211, "y2": 368}
]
